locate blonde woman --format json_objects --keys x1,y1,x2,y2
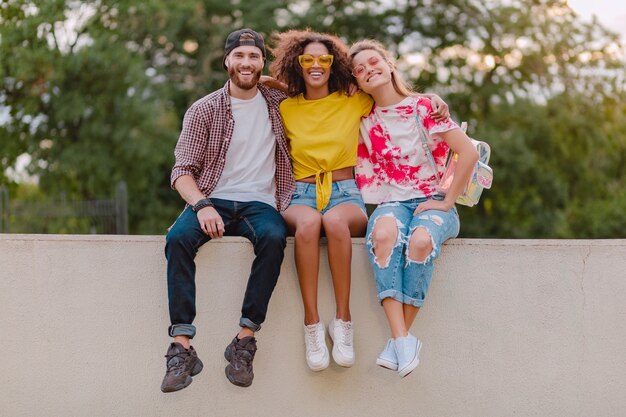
[{"x1": 349, "y1": 40, "x2": 479, "y2": 377}]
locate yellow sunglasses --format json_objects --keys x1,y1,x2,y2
[{"x1": 298, "y1": 54, "x2": 334, "y2": 69}]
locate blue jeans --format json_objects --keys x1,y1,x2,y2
[
  {"x1": 365, "y1": 197, "x2": 460, "y2": 307},
  {"x1": 165, "y1": 198, "x2": 287, "y2": 338}
]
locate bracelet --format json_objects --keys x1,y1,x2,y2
[{"x1": 192, "y1": 198, "x2": 213, "y2": 212}]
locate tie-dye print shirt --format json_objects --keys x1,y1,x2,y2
[{"x1": 356, "y1": 96, "x2": 459, "y2": 204}]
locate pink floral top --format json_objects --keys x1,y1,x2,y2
[{"x1": 356, "y1": 96, "x2": 459, "y2": 204}]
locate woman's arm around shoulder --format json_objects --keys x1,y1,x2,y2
[{"x1": 259, "y1": 75, "x2": 289, "y2": 94}]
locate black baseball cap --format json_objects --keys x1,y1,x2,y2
[{"x1": 223, "y1": 28, "x2": 266, "y2": 69}]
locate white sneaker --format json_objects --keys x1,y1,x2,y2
[
  {"x1": 394, "y1": 333, "x2": 422, "y2": 378},
  {"x1": 376, "y1": 338, "x2": 398, "y2": 371},
  {"x1": 328, "y1": 318, "x2": 355, "y2": 367},
  {"x1": 303, "y1": 322, "x2": 329, "y2": 371}
]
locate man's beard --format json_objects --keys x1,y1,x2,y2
[{"x1": 228, "y1": 65, "x2": 262, "y2": 90}]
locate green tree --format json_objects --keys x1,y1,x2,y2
[
  {"x1": 1, "y1": 0, "x2": 182, "y2": 233},
  {"x1": 1, "y1": 0, "x2": 296, "y2": 233},
  {"x1": 286, "y1": 0, "x2": 626, "y2": 237},
  {"x1": 2, "y1": 0, "x2": 625, "y2": 237}
]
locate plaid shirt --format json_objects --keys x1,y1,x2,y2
[{"x1": 171, "y1": 81, "x2": 295, "y2": 211}]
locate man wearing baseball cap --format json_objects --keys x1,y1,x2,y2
[{"x1": 161, "y1": 28, "x2": 293, "y2": 390}]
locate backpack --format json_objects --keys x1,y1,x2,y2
[{"x1": 419, "y1": 121, "x2": 493, "y2": 207}]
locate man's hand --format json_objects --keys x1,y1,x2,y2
[{"x1": 197, "y1": 206, "x2": 224, "y2": 238}]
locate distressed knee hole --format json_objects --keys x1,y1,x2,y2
[
  {"x1": 372, "y1": 238, "x2": 394, "y2": 268},
  {"x1": 369, "y1": 215, "x2": 400, "y2": 268},
  {"x1": 407, "y1": 227, "x2": 434, "y2": 262}
]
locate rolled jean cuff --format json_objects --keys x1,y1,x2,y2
[
  {"x1": 239, "y1": 318, "x2": 261, "y2": 332},
  {"x1": 402, "y1": 294, "x2": 424, "y2": 308},
  {"x1": 168, "y1": 324, "x2": 196, "y2": 338},
  {"x1": 377, "y1": 289, "x2": 404, "y2": 305}
]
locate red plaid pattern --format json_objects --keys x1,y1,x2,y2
[{"x1": 171, "y1": 81, "x2": 295, "y2": 211}]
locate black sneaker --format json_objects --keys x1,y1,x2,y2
[
  {"x1": 224, "y1": 336, "x2": 257, "y2": 387},
  {"x1": 160, "y1": 342, "x2": 203, "y2": 393}
]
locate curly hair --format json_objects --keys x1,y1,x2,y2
[
  {"x1": 269, "y1": 29, "x2": 354, "y2": 97},
  {"x1": 348, "y1": 39, "x2": 416, "y2": 97}
]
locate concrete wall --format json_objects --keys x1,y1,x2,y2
[{"x1": 1, "y1": 235, "x2": 625, "y2": 417}]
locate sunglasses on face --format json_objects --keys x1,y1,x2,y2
[
  {"x1": 298, "y1": 54, "x2": 334, "y2": 69},
  {"x1": 351, "y1": 55, "x2": 382, "y2": 78}
]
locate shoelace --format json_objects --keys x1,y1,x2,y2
[
  {"x1": 165, "y1": 350, "x2": 189, "y2": 371},
  {"x1": 305, "y1": 325, "x2": 323, "y2": 351},
  {"x1": 337, "y1": 321, "x2": 353, "y2": 346}
]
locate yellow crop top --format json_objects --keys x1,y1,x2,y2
[{"x1": 280, "y1": 91, "x2": 373, "y2": 211}]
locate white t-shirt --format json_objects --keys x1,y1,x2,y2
[
  {"x1": 356, "y1": 96, "x2": 459, "y2": 204},
  {"x1": 211, "y1": 91, "x2": 277, "y2": 207}
]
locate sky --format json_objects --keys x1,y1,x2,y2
[{"x1": 568, "y1": 0, "x2": 626, "y2": 39}]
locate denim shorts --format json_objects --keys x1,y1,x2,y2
[{"x1": 290, "y1": 179, "x2": 367, "y2": 215}]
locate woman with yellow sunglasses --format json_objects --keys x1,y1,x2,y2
[
  {"x1": 267, "y1": 29, "x2": 448, "y2": 372},
  {"x1": 268, "y1": 29, "x2": 369, "y2": 371}
]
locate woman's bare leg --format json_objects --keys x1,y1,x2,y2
[
  {"x1": 283, "y1": 205, "x2": 322, "y2": 325},
  {"x1": 322, "y1": 203, "x2": 367, "y2": 321},
  {"x1": 382, "y1": 298, "x2": 408, "y2": 338}
]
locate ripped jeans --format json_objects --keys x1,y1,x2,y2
[{"x1": 365, "y1": 197, "x2": 460, "y2": 307}]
